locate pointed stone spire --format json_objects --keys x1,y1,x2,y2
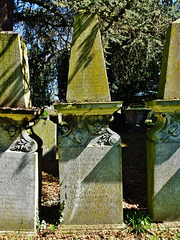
[
  {"x1": 157, "y1": 18, "x2": 180, "y2": 99},
  {"x1": 0, "y1": 32, "x2": 31, "y2": 108},
  {"x1": 66, "y1": 12, "x2": 111, "y2": 103}
]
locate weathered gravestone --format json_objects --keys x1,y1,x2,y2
[
  {"x1": 33, "y1": 118, "x2": 57, "y2": 162},
  {"x1": 146, "y1": 18, "x2": 180, "y2": 221},
  {"x1": 0, "y1": 32, "x2": 40, "y2": 232},
  {"x1": 54, "y1": 12, "x2": 124, "y2": 230}
]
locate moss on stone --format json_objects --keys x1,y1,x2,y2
[{"x1": 66, "y1": 13, "x2": 111, "y2": 103}]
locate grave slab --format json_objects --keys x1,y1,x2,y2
[
  {"x1": 58, "y1": 115, "x2": 123, "y2": 226},
  {"x1": 0, "y1": 130, "x2": 39, "y2": 232},
  {"x1": 146, "y1": 109, "x2": 180, "y2": 221}
]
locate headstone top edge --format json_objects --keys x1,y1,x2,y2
[
  {"x1": 54, "y1": 101, "x2": 123, "y2": 109},
  {"x1": 54, "y1": 101, "x2": 123, "y2": 105},
  {"x1": 0, "y1": 106, "x2": 41, "y2": 113},
  {"x1": 0, "y1": 107, "x2": 41, "y2": 122},
  {"x1": 54, "y1": 101, "x2": 123, "y2": 116},
  {"x1": 146, "y1": 99, "x2": 180, "y2": 112}
]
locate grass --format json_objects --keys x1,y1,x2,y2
[
  {"x1": 125, "y1": 210, "x2": 153, "y2": 235},
  {"x1": 0, "y1": 209, "x2": 180, "y2": 239},
  {"x1": 124, "y1": 210, "x2": 180, "y2": 239}
]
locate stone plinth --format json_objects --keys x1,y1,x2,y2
[
  {"x1": 0, "y1": 107, "x2": 40, "y2": 122},
  {"x1": 0, "y1": 109, "x2": 40, "y2": 232},
  {"x1": 0, "y1": 151, "x2": 38, "y2": 232},
  {"x1": 0, "y1": 32, "x2": 31, "y2": 108},
  {"x1": 54, "y1": 102, "x2": 122, "y2": 115},
  {"x1": 157, "y1": 19, "x2": 180, "y2": 99},
  {"x1": 59, "y1": 146, "x2": 122, "y2": 225},
  {"x1": 55, "y1": 103, "x2": 124, "y2": 228},
  {"x1": 146, "y1": 100, "x2": 180, "y2": 221}
]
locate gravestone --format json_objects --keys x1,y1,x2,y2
[
  {"x1": 0, "y1": 129, "x2": 38, "y2": 232},
  {"x1": 33, "y1": 118, "x2": 57, "y2": 162},
  {"x1": 0, "y1": 32, "x2": 40, "y2": 232},
  {"x1": 146, "y1": 18, "x2": 180, "y2": 221},
  {"x1": 54, "y1": 12, "x2": 123, "y2": 230}
]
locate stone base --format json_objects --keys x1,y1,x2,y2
[
  {"x1": 57, "y1": 109, "x2": 123, "y2": 226},
  {"x1": 147, "y1": 140, "x2": 180, "y2": 222},
  {"x1": 0, "y1": 151, "x2": 39, "y2": 232},
  {"x1": 146, "y1": 107, "x2": 180, "y2": 222},
  {"x1": 59, "y1": 145, "x2": 123, "y2": 225},
  {"x1": 58, "y1": 224, "x2": 126, "y2": 233}
]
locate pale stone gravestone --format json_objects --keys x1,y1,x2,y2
[
  {"x1": 33, "y1": 118, "x2": 57, "y2": 162},
  {"x1": 0, "y1": 32, "x2": 40, "y2": 232},
  {"x1": 0, "y1": 128, "x2": 38, "y2": 232},
  {"x1": 146, "y1": 19, "x2": 180, "y2": 221},
  {"x1": 54, "y1": 12, "x2": 123, "y2": 230}
]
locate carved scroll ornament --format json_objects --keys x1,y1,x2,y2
[
  {"x1": 147, "y1": 113, "x2": 180, "y2": 143},
  {"x1": 10, "y1": 130, "x2": 38, "y2": 152},
  {"x1": 58, "y1": 116, "x2": 121, "y2": 148}
]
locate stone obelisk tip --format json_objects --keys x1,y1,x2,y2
[
  {"x1": 0, "y1": 32, "x2": 31, "y2": 108},
  {"x1": 66, "y1": 12, "x2": 111, "y2": 103},
  {"x1": 157, "y1": 18, "x2": 180, "y2": 100}
]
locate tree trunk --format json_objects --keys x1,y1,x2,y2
[{"x1": 0, "y1": 0, "x2": 14, "y2": 31}]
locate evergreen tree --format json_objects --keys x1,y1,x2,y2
[{"x1": 13, "y1": 0, "x2": 180, "y2": 106}]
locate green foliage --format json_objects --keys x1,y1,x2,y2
[
  {"x1": 148, "y1": 226, "x2": 180, "y2": 240},
  {"x1": 14, "y1": 0, "x2": 180, "y2": 107},
  {"x1": 49, "y1": 224, "x2": 56, "y2": 233},
  {"x1": 14, "y1": 0, "x2": 72, "y2": 106},
  {"x1": 125, "y1": 210, "x2": 153, "y2": 235},
  {"x1": 38, "y1": 219, "x2": 47, "y2": 232},
  {"x1": 104, "y1": 0, "x2": 180, "y2": 105},
  {"x1": 28, "y1": 44, "x2": 53, "y2": 106}
]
